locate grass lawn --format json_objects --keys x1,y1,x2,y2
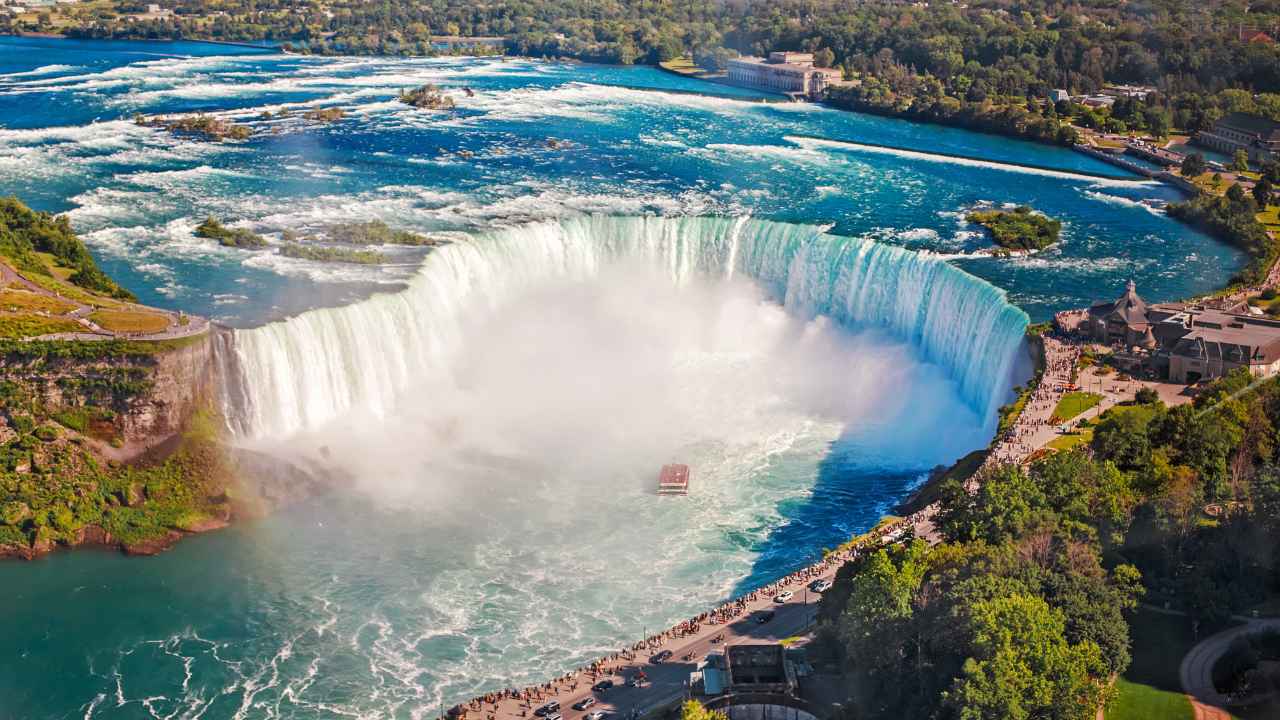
[
  {"x1": 89, "y1": 309, "x2": 171, "y2": 334},
  {"x1": 1106, "y1": 608, "x2": 1197, "y2": 720},
  {"x1": 1053, "y1": 391, "x2": 1103, "y2": 422},
  {"x1": 0, "y1": 288, "x2": 76, "y2": 314},
  {"x1": 1258, "y1": 206, "x2": 1280, "y2": 232},
  {"x1": 0, "y1": 314, "x2": 83, "y2": 339},
  {"x1": 1047, "y1": 426, "x2": 1093, "y2": 451},
  {"x1": 659, "y1": 57, "x2": 698, "y2": 74},
  {"x1": 1106, "y1": 677, "x2": 1192, "y2": 720}
]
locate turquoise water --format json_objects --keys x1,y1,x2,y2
[{"x1": 0, "y1": 38, "x2": 1245, "y2": 719}]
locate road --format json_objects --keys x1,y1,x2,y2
[
  {"x1": 457, "y1": 568, "x2": 842, "y2": 720},
  {"x1": 1179, "y1": 618, "x2": 1280, "y2": 720}
]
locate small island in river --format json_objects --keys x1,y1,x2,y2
[{"x1": 967, "y1": 205, "x2": 1062, "y2": 254}]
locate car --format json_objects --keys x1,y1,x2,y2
[
  {"x1": 755, "y1": 610, "x2": 776, "y2": 624},
  {"x1": 627, "y1": 677, "x2": 642, "y2": 687},
  {"x1": 774, "y1": 590, "x2": 794, "y2": 603},
  {"x1": 585, "y1": 712, "x2": 608, "y2": 720},
  {"x1": 650, "y1": 649, "x2": 673, "y2": 663},
  {"x1": 545, "y1": 714, "x2": 562, "y2": 720},
  {"x1": 572, "y1": 699, "x2": 596, "y2": 711},
  {"x1": 592, "y1": 680, "x2": 614, "y2": 692},
  {"x1": 535, "y1": 701, "x2": 560, "y2": 717},
  {"x1": 809, "y1": 579, "x2": 833, "y2": 593}
]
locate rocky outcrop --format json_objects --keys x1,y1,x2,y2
[
  {"x1": 0, "y1": 327, "x2": 343, "y2": 561},
  {"x1": 117, "y1": 333, "x2": 221, "y2": 444}
]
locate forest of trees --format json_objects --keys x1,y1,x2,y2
[
  {"x1": 6, "y1": 1, "x2": 1280, "y2": 97},
  {"x1": 814, "y1": 368, "x2": 1280, "y2": 719}
]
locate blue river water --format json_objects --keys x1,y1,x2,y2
[
  {"x1": 0, "y1": 37, "x2": 1246, "y2": 719},
  {"x1": 0, "y1": 36, "x2": 1244, "y2": 326}
]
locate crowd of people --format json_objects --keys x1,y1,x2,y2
[
  {"x1": 986, "y1": 334, "x2": 1082, "y2": 467},
  {"x1": 443, "y1": 517, "x2": 928, "y2": 720}
]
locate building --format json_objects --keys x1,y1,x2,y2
[
  {"x1": 1197, "y1": 112, "x2": 1280, "y2": 164},
  {"x1": 1083, "y1": 282, "x2": 1280, "y2": 383},
  {"x1": 725, "y1": 52, "x2": 843, "y2": 100},
  {"x1": 1084, "y1": 281, "x2": 1155, "y2": 348},
  {"x1": 1075, "y1": 94, "x2": 1117, "y2": 109},
  {"x1": 1157, "y1": 307, "x2": 1280, "y2": 383},
  {"x1": 724, "y1": 644, "x2": 798, "y2": 695},
  {"x1": 1102, "y1": 84, "x2": 1157, "y2": 101},
  {"x1": 1049, "y1": 89, "x2": 1070, "y2": 104},
  {"x1": 1240, "y1": 28, "x2": 1277, "y2": 44}
]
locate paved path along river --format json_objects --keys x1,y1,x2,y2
[{"x1": 452, "y1": 553, "x2": 858, "y2": 720}]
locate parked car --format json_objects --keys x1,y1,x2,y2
[
  {"x1": 650, "y1": 650, "x2": 673, "y2": 663},
  {"x1": 755, "y1": 610, "x2": 776, "y2": 624},
  {"x1": 535, "y1": 701, "x2": 560, "y2": 717},
  {"x1": 585, "y1": 712, "x2": 608, "y2": 720},
  {"x1": 592, "y1": 679, "x2": 614, "y2": 692},
  {"x1": 809, "y1": 579, "x2": 833, "y2": 593},
  {"x1": 774, "y1": 590, "x2": 794, "y2": 603},
  {"x1": 572, "y1": 699, "x2": 596, "y2": 711}
]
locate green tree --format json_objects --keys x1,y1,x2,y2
[
  {"x1": 838, "y1": 541, "x2": 929, "y2": 670},
  {"x1": 1233, "y1": 148, "x2": 1251, "y2": 173},
  {"x1": 680, "y1": 701, "x2": 726, "y2": 720},
  {"x1": 1254, "y1": 177, "x2": 1274, "y2": 208},
  {"x1": 945, "y1": 594, "x2": 1106, "y2": 720},
  {"x1": 937, "y1": 465, "x2": 1050, "y2": 544},
  {"x1": 1181, "y1": 152, "x2": 1207, "y2": 178}
]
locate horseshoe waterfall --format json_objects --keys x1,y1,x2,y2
[{"x1": 223, "y1": 215, "x2": 1029, "y2": 440}]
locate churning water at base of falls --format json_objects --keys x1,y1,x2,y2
[{"x1": 2, "y1": 216, "x2": 1003, "y2": 720}]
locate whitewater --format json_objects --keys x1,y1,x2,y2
[
  {"x1": 0, "y1": 38, "x2": 1253, "y2": 720},
  {"x1": 228, "y1": 215, "x2": 1028, "y2": 439}
]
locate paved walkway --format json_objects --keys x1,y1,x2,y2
[
  {"x1": 445, "y1": 530, "x2": 930, "y2": 720},
  {"x1": 0, "y1": 258, "x2": 208, "y2": 342},
  {"x1": 1179, "y1": 618, "x2": 1280, "y2": 720},
  {"x1": 984, "y1": 334, "x2": 1080, "y2": 468}
]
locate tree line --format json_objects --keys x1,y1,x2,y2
[{"x1": 814, "y1": 369, "x2": 1280, "y2": 719}]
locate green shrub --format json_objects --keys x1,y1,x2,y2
[{"x1": 10, "y1": 415, "x2": 35, "y2": 435}]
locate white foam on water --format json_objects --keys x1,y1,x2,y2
[
  {"x1": 787, "y1": 135, "x2": 1159, "y2": 187},
  {"x1": 0, "y1": 63, "x2": 82, "y2": 80},
  {"x1": 1083, "y1": 188, "x2": 1167, "y2": 215}
]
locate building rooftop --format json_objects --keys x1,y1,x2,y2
[
  {"x1": 1214, "y1": 112, "x2": 1280, "y2": 141},
  {"x1": 1089, "y1": 280, "x2": 1149, "y2": 328},
  {"x1": 728, "y1": 56, "x2": 841, "y2": 75}
]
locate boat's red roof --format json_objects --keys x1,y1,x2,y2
[{"x1": 659, "y1": 464, "x2": 689, "y2": 484}]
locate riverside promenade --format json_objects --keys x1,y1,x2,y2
[
  {"x1": 984, "y1": 334, "x2": 1081, "y2": 469},
  {"x1": 442, "y1": 509, "x2": 932, "y2": 720}
]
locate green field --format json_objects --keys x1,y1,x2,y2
[
  {"x1": 1106, "y1": 609, "x2": 1197, "y2": 720},
  {"x1": 1047, "y1": 426, "x2": 1093, "y2": 452},
  {"x1": 1053, "y1": 391, "x2": 1103, "y2": 422},
  {"x1": 1106, "y1": 677, "x2": 1192, "y2": 720}
]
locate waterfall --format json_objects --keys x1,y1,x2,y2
[{"x1": 226, "y1": 215, "x2": 1029, "y2": 440}]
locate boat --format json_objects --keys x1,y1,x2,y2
[{"x1": 658, "y1": 464, "x2": 689, "y2": 495}]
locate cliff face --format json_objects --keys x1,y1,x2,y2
[
  {"x1": 0, "y1": 332, "x2": 222, "y2": 457},
  {"x1": 0, "y1": 331, "x2": 235, "y2": 558},
  {"x1": 0, "y1": 328, "x2": 337, "y2": 559},
  {"x1": 119, "y1": 332, "x2": 221, "y2": 444}
]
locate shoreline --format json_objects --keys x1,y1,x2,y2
[{"x1": 0, "y1": 32, "x2": 278, "y2": 51}]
